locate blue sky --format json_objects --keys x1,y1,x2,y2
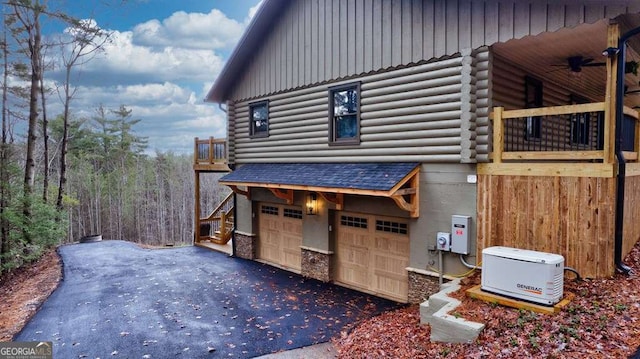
[{"x1": 37, "y1": 0, "x2": 262, "y2": 154}]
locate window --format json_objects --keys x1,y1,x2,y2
[
  {"x1": 283, "y1": 208, "x2": 303, "y2": 219},
  {"x1": 570, "y1": 94, "x2": 590, "y2": 146},
  {"x1": 249, "y1": 101, "x2": 269, "y2": 138},
  {"x1": 329, "y1": 83, "x2": 360, "y2": 145},
  {"x1": 376, "y1": 220, "x2": 408, "y2": 235},
  {"x1": 340, "y1": 215, "x2": 367, "y2": 229},
  {"x1": 261, "y1": 205, "x2": 278, "y2": 216},
  {"x1": 524, "y1": 76, "x2": 543, "y2": 140}
]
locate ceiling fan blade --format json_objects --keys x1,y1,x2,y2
[{"x1": 581, "y1": 62, "x2": 606, "y2": 67}]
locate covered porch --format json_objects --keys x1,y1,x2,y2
[{"x1": 478, "y1": 18, "x2": 640, "y2": 278}]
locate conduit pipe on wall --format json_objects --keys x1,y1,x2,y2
[{"x1": 614, "y1": 25, "x2": 640, "y2": 274}]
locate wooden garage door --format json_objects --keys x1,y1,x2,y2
[
  {"x1": 335, "y1": 212, "x2": 409, "y2": 302},
  {"x1": 257, "y1": 203, "x2": 302, "y2": 272}
]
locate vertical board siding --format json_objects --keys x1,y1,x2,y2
[
  {"x1": 623, "y1": 175, "x2": 640, "y2": 258},
  {"x1": 230, "y1": 0, "x2": 637, "y2": 102},
  {"x1": 477, "y1": 174, "x2": 616, "y2": 278},
  {"x1": 231, "y1": 59, "x2": 473, "y2": 163}
]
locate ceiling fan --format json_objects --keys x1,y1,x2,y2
[
  {"x1": 557, "y1": 55, "x2": 639, "y2": 75},
  {"x1": 564, "y1": 56, "x2": 604, "y2": 72}
]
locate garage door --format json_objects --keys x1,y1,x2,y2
[
  {"x1": 257, "y1": 203, "x2": 302, "y2": 272},
  {"x1": 335, "y1": 212, "x2": 409, "y2": 302}
]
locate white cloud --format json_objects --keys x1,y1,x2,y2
[
  {"x1": 53, "y1": 82, "x2": 225, "y2": 154},
  {"x1": 132, "y1": 9, "x2": 244, "y2": 50},
  {"x1": 247, "y1": 1, "x2": 264, "y2": 23},
  {"x1": 40, "y1": 3, "x2": 261, "y2": 154},
  {"x1": 68, "y1": 29, "x2": 226, "y2": 86}
]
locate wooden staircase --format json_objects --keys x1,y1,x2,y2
[{"x1": 196, "y1": 192, "x2": 234, "y2": 245}]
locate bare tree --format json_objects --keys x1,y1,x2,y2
[{"x1": 55, "y1": 19, "x2": 110, "y2": 212}]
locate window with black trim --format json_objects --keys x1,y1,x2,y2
[
  {"x1": 524, "y1": 76, "x2": 543, "y2": 140},
  {"x1": 283, "y1": 208, "x2": 303, "y2": 219},
  {"x1": 249, "y1": 101, "x2": 269, "y2": 138},
  {"x1": 340, "y1": 215, "x2": 367, "y2": 229},
  {"x1": 570, "y1": 94, "x2": 590, "y2": 146},
  {"x1": 329, "y1": 83, "x2": 360, "y2": 144},
  {"x1": 376, "y1": 220, "x2": 408, "y2": 235},
  {"x1": 261, "y1": 205, "x2": 278, "y2": 215}
]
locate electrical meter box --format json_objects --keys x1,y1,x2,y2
[
  {"x1": 436, "y1": 232, "x2": 451, "y2": 251},
  {"x1": 451, "y1": 215, "x2": 471, "y2": 254}
]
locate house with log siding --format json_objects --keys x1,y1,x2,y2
[{"x1": 196, "y1": 0, "x2": 640, "y2": 304}]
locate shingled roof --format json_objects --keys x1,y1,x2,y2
[{"x1": 219, "y1": 163, "x2": 420, "y2": 191}]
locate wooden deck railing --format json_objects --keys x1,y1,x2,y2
[
  {"x1": 194, "y1": 137, "x2": 227, "y2": 165},
  {"x1": 197, "y1": 191, "x2": 234, "y2": 245},
  {"x1": 492, "y1": 103, "x2": 639, "y2": 163}
]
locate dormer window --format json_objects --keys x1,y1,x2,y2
[
  {"x1": 249, "y1": 101, "x2": 269, "y2": 138},
  {"x1": 329, "y1": 83, "x2": 360, "y2": 145}
]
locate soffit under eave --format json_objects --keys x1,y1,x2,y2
[{"x1": 220, "y1": 168, "x2": 420, "y2": 218}]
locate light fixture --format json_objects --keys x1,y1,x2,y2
[
  {"x1": 602, "y1": 47, "x2": 619, "y2": 57},
  {"x1": 306, "y1": 193, "x2": 317, "y2": 215}
]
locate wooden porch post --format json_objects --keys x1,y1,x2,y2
[
  {"x1": 194, "y1": 137, "x2": 199, "y2": 164},
  {"x1": 604, "y1": 21, "x2": 620, "y2": 165},
  {"x1": 208, "y1": 136, "x2": 214, "y2": 164},
  {"x1": 493, "y1": 107, "x2": 504, "y2": 164},
  {"x1": 194, "y1": 171, "x2": 201, "y2": 243}
]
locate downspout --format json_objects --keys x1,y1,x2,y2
[{"x1": 613, "y1": 25, "x2": 640, "y2": 274}]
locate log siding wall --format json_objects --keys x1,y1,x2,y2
[
  {"x1": 228, "y1": 52, "x2": 489, "y2": 164},
  {"x1": 230, "y1": 0, "x2": 639, "y2": 102}
]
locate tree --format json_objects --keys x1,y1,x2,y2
[
  {"x1": 9, "y1": 0, "x2": 44, "y2": 244},
  {"x1": 55, "y1": 19, "x2": 110, "y2": 212},
  {"x1": 1, "y1": 12, "x2": 11, "y2": 263}
]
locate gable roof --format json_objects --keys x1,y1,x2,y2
[{"x1": 206, "y1": 0, "x2": 287, "y2": 103}]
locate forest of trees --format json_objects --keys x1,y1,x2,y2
[{"x1": 1, "y1": 1, "x2": 227, "y2": 273}]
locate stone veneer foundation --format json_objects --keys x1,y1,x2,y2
[
  {"x1": 300, "y1": 247, "x2": 332, "y2": 282},
  {"x1": 233, "y1": 232, "x2": 256, "y2": 259},
  {"x1": 408, "y1": 270, "x2": 442, "y2": 304}
]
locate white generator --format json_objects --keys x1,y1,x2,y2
[{"x1": 481, "y1": 246, "x2": 564, "y2": 306}]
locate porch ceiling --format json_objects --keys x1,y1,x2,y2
[{"x1": 492, "y1": 16, "x2": 640, "y2": 110}]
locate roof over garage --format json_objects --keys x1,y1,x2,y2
[{"x1": 220, "y1": 163, "x2": 421, "y2": 217}]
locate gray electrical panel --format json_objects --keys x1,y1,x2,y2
[{"x1": 451, "y1": 215, "x2": 471, "y2": 255}]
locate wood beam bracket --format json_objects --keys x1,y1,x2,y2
[
  {"x1": 318, "y1": 192, "x2": 344, "y2": 210},
  {"x1": 229, "y1": 185, "x2": 251, "y2": 200},
  {"x1": 389, "y1": 170, "x2": 419, "y2": 218},
  {"x1": 268, "y1": 188, "x2": 294, "y2": 204}
]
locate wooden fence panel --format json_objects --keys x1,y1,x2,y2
[
  {"x1": 623, "y1": 175, "x2": 640, "y2": 258},
  {"x1": 477, "y1": 174, "x2": 616, "y2": 278}
]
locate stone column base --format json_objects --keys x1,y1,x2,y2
[
  {"x1": 408, "y1": 270, "x2": 441, "y2": 304},
  {"x1": 234, "y1": 232, "x2": 257, "y2": 259},
  {"x1": 301, "y1": 247, "x2": 332, "y2": 282}
]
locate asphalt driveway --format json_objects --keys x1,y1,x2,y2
[{"x1": 15, "y1": 240, "x2": 400, "y2": 358}]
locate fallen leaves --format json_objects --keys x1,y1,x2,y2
[
  {"x1": 334, "y1": 242, "x2": 640, "y2": 358},
  {"x1": 0, "y1": 250, "x2": 61, "y2": 341}
]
